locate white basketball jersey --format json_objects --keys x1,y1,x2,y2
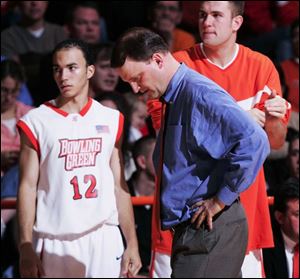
[{"x1": 17, "y1": 98, "x2": 123, "y2": 237}]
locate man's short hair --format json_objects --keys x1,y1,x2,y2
[
  {"x1": 111, "y1": 27, "x2": 169, "y2": 68},
  {"x1": 199, "y1": 1, "x2": 245, "y2": 17},
  {"x1": 52, "y1": 39, "x2": 94, "y2": 66},
  {"x1": 66, "y1": 1, "x2": 100, "y2": 24},
  {"x1": 132, "y1": 135, "x2": 156, "y2": 167}
]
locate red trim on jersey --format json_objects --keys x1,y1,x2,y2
[
  {"x1": 17, "y1": 120, "x2": 41, "y2": 156},
  {"x1": 79, "y1": 97, "x2": 93, "y2": 116},
  {"x1": 44, "y1": 101, "x2": 68, "y2": 117},
  {"x1": 116, "y1": 113, "x2": 124, "y2": 144},
  {"x1": 44, "y1": 97, "x2": 93, "y2": 117}
]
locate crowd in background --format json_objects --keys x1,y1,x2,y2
[{"x1": 1, "y1": 1, "x2": 298, "y2": 278}]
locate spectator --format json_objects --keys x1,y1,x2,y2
[
  {"x1": 1, "y1": 60, "x2": 33, "y2": 176},
  {"x1": 1, "y1": 1, "x2": 67, "y2": 106},
  {"x1": 239, "y1": 1, "x2": 299, "y2": 61},
  {"x1": 287, "y1": 130, "x2": 299, "y2": 181},
  {"x1": 265, "y1": 129, "x2": 299, "y2": 196},
  {"x1": 281, "y1": 19, "x2": 299, "y2": 132},
  {"x1": 263, "y1": 179, "x2": 299, "y2": 278},
  {"x1": 148, "y1": 1, "x2": 196, "y2": 52},
  {"x1": 89, "y1": 43, "x2": 119, "y2": 99},
  {"x1": 124, "y1": 92, "x2": 148, "y2": 143},
  {"x1": 65, "y1": 1, "x2": 102, "y2": 45},
  {"x1": 1, "y1": 56, "x2": 33, "y2": 107},
  {"x1": 127, "y1": 136, "x2": 156, "y2": 276}
]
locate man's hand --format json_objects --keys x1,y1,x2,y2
[
  {"x1": 247, "y1": 108, "x2": 266, "y2": 127},
  {"x1": 121, "y1": 245, "x2": 142, "y2": 277},
  {"x1": 191, "y1": 197, "x2": 225, "y2": 230},
  {"x1": 19, "y1": 242, "x2": 45, "y2": 278},
  {"x1": 264, "y1": 89, "x2": 287, "y2": 119}
]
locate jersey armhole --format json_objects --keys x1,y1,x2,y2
[
  {"x1": 17, "y1": 120, "x2": 41, "y2": 156},
  {"x1": 115, "y1": 113, "x2": 124, "y2": 145}
]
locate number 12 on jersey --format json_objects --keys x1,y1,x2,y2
[{"x1": 70, "y1": 174, "x2": 98, "y2": 200}]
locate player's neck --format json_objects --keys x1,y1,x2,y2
[
  {"x1": 55, "y1": 94, "x2": 90, "y2": 114},
  {"x1": 202, "y1": 42, "x2": 238, "y2": 68}
]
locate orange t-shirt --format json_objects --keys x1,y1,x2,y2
[
  {"x1": 171, "y1": 28, "x2": 196, "y2": 53},
  {"x1": 152, "y1": 44, "x2": 283, "y2": 254}
]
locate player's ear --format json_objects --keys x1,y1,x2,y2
[
  {"x1": 87, "y1": 65, "x2": 95, "y2": 79},
  {"x1": 232, "y1": 15, "x2": 243, "y2": 32}
]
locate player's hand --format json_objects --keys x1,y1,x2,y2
[
  {"x1": 19, "y1": 242, "x2": 45, "y2": 278},
  {"x1": 190, "y1": 197, "x2": 225, "y2": 230},
  {"x1": 121, "y1": 245, "x2": 142, "y2": 277},
  {"x1": 247, "y1": 108, "x2": 266, "y2": 127},
  {"x1": 264, "y1": 89, "x2": 287, "y2": 119}
]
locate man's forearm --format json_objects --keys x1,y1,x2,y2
[
  {"x1": 265, "y1": 117, "x2": 287, "y2": 149},
  {"x1": 17, "y1": 184, "x2": 37, "y2": 247},
  {"x1": 116, "y1": 187, "x2": 139, "y2": 248}
]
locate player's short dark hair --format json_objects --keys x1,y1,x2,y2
[
  {"x1": 52, "y1": 39, "x2": 94, "y2": 66},
  {"x1": 199, "y1": 1, "x2": 245, "y2": 17},
  {"x1": 111, "y1": 27, "x2": 169, "y2": 68},
  {"x1": 274, "y1": 178, "x2": 299, "y2": 213}
]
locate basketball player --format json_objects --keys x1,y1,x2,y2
[{"x1": 17, "y1": 39, "x2": 141, "y2": 278}]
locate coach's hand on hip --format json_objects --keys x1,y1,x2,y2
[{"x1": 191, "y1": 197, "x2": 225, "y2": 230}]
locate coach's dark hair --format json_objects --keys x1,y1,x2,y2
[
  {"x1": 111, "y1": 27, "x2": 169, "y2": 68},
  {"x1": 199, "y1": 1, "x2": 245, "y2": 17},
  {"x1": 52, "y1": 39, "x2": 94, "y2": 66},
  {"x1": 274, "y1": 178, "x2": 299, "y2": 213}
]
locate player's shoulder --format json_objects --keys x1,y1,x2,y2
[
  {"x1": 91, "y1": 99, "x2": 121, "y2": 117},
  {"x1": 239, "y1": 44, "x2": 274, "y2": 66},
  {"x1": 173, "y1": 44, "x2": 200, "y2": 61}
]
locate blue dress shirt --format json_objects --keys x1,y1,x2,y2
[{"x1": 153, "y1": 63, "x2": 270, "y2": 229}]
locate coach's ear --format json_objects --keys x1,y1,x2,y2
[{"x1": 87, "y1": 65, "x2": 95, "y2": 79}]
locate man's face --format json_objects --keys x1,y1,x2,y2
[
  {"x1": 71, "y1": 7, "x2": 100, "y2": 44},
  {"x1": 289, "y1": 138, "x2": 299, "y2": 179},
  {"x1": 117, "y1": 57, "x2": 163, "y2": 100},
  {"x1": 91, "y1": 60, "x2": 119, "y2": 92},
  {"x1": 20, "y1": 1, "x2": 48, "y2": 22},
  {"x1": 198, "y1": 1, "x2": 240, "y2": 47},
  {"x1": 152, "y1": 1, "x2": 181, "y2": 33},
  {"x1": 277, "y1": 199, "x2": 299, "y2": 243},
  {"x1": 131, "y1": 101, "x2": 147, "y2": 130},
  {"x1": 52, "y1": 47, "x2": 94, "y2": 99},
  {"x1": 1, "y1": 76, "x2": 20, "y2": 113}
]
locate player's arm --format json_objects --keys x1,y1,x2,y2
[
  {"x1": 110, "y1": 136, "x2": 142, "y2": 277},
  {"x1": 17, "y1": 131, "x2": 44, "y2": 278}
]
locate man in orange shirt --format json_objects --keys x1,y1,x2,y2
[
  {"x1": 148, "y1": 1, "x2": 291, "y2": 278},
  {"x1": 148, "y1": 1, "x2": 196, "y2": 53}
]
